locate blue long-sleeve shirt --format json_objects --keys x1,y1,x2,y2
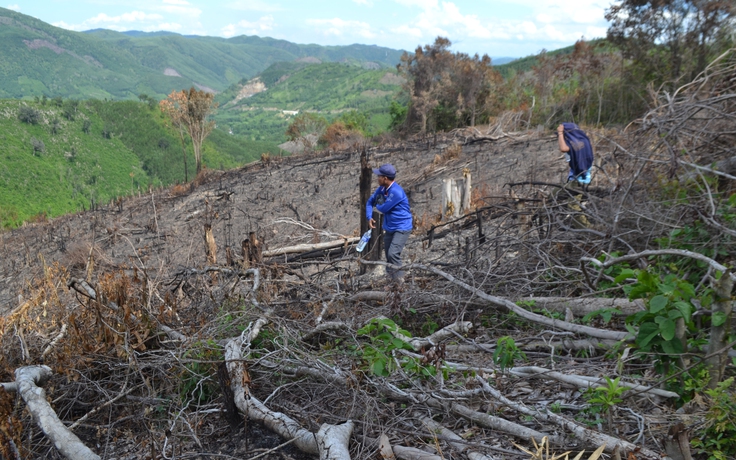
[
  {"x1": 366, "y1": 182, "x2": 413, "y2": 232},
  {"x1": 561, "y1": 122, "x2": 594, "y2": 179}
]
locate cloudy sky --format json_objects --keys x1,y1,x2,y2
[{"x1": 5, "y1": 0, "x2": 613, "y2": 58}]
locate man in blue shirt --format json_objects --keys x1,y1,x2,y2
[{"x1": 366, "y1": 164, "x2": 413, "y2": 281}]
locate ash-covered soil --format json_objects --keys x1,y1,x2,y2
[
  {"x1": 0, "y1": 128, "x2": 576, "y2": 314},
  {"x1": 0, "y1": 127, "x2": 629, "y2": 460}
]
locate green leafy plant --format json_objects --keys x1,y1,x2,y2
[
  {"x1": 619, "y1": 268, "x2": 699, "y2": 371},
  {"x1": 582, "y1": 307, "x2": 620, "y2": 325},
  {"x1": 584, "y1": 377, "x2": 626, "y2": 433},
  {"x1": 493, "y1": 336, "x2": 526, "y2": 370},
  {"x1": 179, "y1": 339, "x2": 223, "y2": 406},
  {"x1": 692, "y1": 377, "x2": 736, "y2": 460},
  {"x1": 356, "y1": 318, "x2": 436, "y2": 378},
  {"x1": 420, "y1": 316, "x2": 440, "y2": 336}
]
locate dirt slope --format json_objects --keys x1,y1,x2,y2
[{"x1": 0, "y1": 128, "x2": 572, "y2": 313}]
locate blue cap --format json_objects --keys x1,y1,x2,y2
[{"x1": 372, "y1": 163, "x2": 396, "y2": 178}]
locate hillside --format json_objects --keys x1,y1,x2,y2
[
  {"x1": 494, "y1": 38, "x2": 610, "y2": 78},
  {"x1": 0, "y1": 98, "x2": 275, "y2": 227},
  {"x1": 215, "y1": 61, "x2": 406, "y2": 142},
  {"x1": 1, "y1": 62, "x2": 736, "y2": 456},
  {"x1": 0, "y1": 7, "x2": 405, "y2": 100}
]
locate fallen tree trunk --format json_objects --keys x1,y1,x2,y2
[
  {"x1": 225, "y1": 335, "x2": 353, "y2": 458},
  {"x1": 520, "y1": 297, "x2": 644, "y2": 316},
  {"x1": 263, "y1": 237, "x2": 359, "y2": 257},
  {"x1": 14, "y1": 366, "x2": 101, "y2": 460},
  {"x1": 360, "y1": 434, "x2": 443, "y2": 460},
  {"x1": 445, "y1": 338, "x2": 620, "y2": 354},
  {"x1": 351, "y1": 292, "x2": 644, "y2": 318},
  {"x1": 317, "y1": 421, "x2": 354, "y2": 460},
  {"x1": 370, "y1": 262, "x2": 630, "y2": 341},
  {"x1": 225, "y1": 338, "x2": 320, "y2": 455},
  {"x1": 415, "y1": 414, "x2": 497, "y2": 460},
  {"x1": 509, "y1": 366, "x2": 679, "y2": 399},
  {"x1": 475, "y1": 377, "x2": 661, "y2": 458}
]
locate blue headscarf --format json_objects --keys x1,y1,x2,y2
[{"x1": 561, "y1": 122, "x2": 594, "y2": 182}]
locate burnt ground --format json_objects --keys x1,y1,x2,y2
[
  {"x1": 0, "y1": 128, "x2": 576, "y2": 314},
  {"x1": 0, "y1": 126, "x2": 635, "y2": 460}
]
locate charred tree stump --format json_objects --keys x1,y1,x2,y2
[
  {"x1": 241, "y1": 232, "x2": 262, "y2": 268},
  {"x1": 360, "y1": 146, "x2": 372, "y2": 236},
  {"x1": 204, "y1": 223, "x2": 217, "y2": 266},
  {"x1": 366, "y1": 210, "x2": 384, "y2": 275}
]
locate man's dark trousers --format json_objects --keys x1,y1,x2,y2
[{"x1": 383, "y1": 230, "x2": 410, "y2": 280}]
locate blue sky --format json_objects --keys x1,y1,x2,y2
[{"x1": 6, "y1": 0, "x2": 613, "y2": 58}]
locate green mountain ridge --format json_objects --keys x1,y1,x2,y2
[
  {"x1": 214, "y1": 61, "x2": 406, "y2": 142},
  {"x1": 0, "y1": 7, "x2": 406, "y2": 100}
]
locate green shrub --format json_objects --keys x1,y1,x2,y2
[
  {"x1": 30, "y1": 137, "x2": 45, "y2": 155},
  {"x1": 18, "y1": 105, "x2": 41, "y2": 125},
  {"x1": 692, "y1": 378, "x2": 736, "y2": 459},
  {"x1": 493, "y1": 336, "x2": 526, "y2": 370}
]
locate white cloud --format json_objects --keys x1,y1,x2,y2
[
  {"x1": 393, "y1": 0, "x2": 437, "y2": 9},
  {"x1": 395, "y1": 2, "x2": 499, "y2": 42},
  {"x1": 53, "y1": 10, "x2": 172, "y2": 32},
  {"x1": 7, "y1": 4, "x2": 19, "y2": 11},
  {"x1": 226, "y1": 0, "x2": 284, "y2": 12},
  {"x1": 53, "y1": 20, "x2": 81, "y2": 31},
  {"x1": 86, "y1": 11, "x2": 164, "y2": 26},
  {"x1": 156, "y1": 22, "x2": 182, "y2": 31},
  {"x1": 584, "y1": 25, "x2": 608, "y2": 39},
  {"x1": 516, "y1": 21, "x2": 538, "y2": 36},
  {"x1": 307, "y1": 18, "x2": 375, "y2": 39},
  {"x1": 352, "y1": 0, "x2": 373, "y2": 5},
  {"x1": 155, "y1": 4, "x2": 202, "y2": 18},
  {"x1": 222, "y1": 15, "x2": 275, "y2": 38},
  {"x1": 391, "y1": 24, "x2": 422, "y2": 38}
]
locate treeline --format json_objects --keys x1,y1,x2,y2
[{"x1": 391, "y1": 0, "x2": 735, "y2": 133}]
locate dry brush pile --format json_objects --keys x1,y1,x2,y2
[{"x1": 1, "y1": 50, "x2": 736, "y2": 460}]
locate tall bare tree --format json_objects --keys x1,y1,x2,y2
[{"x1": 160, "y1": 88, "x2": 218, "y2": 176}]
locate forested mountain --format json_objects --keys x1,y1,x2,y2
[{"x1": 0, "y1": 7, "x2": 405, "y2": 100}]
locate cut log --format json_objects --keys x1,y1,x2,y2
[
  {"x1": 317, "y1": 420, "x2": 354, "y2": 460},
  {"x1": 350, "y1": 292, "x2": 643, "y2": 318},
  {"x1": 379, "y1": 434, "x2": 396, "y2": 459},
  {"x1": 508, "y1": 366, "x2": 679, "y2": 398},
  {"x1": 520, "y1": 297, "x2": 645, "y2": 317},
  {"x1": 416, "y1": 414, "x2": 498, "y2": 460},
  {"x1": 475, "y1": 377, "x2": 662, "y2": 458},
  {"x1": 397, "y1": 263, "x2": 630, "y2": 341},
  {"x1": 15, "y1": 366, "x2": 101, "y2": 460},
  {"x1": 263, "y1": 237, "x2": 359, "y2": 257},
  {"x1": 450, "y1": 403, "x2": 560, "y2": 446}
]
